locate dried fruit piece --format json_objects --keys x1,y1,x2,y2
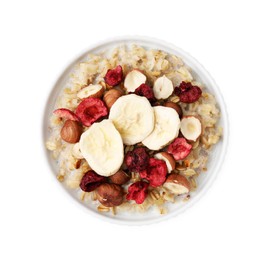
[
  {"x1": 80, "y1": 171, "x2": 107, "y2": 192},
  {"x1": 139, "y1": 158, "x2": 168, "y2": 187},
  {"x1": 124, "y1": 69, "x2": 146, "y2": 92},
  {"x1": 53, "y1": 108, "x2": 80, "y2": 122},
  {"x1": 126, "y1": 181, "x2": 149, "y2": 204},
  {"x1": 104, "y1": 65, "x2": 123, "y2": 87},
  {"x1": 163, "y1": 173, "x2": 190, "y2": 195},
  {"x1": 180, "y1": 116, "x2": 202, "y2": 141},
  {"x1": 60, "y1": 120, "x2": 82, "y2": 143},
  {"x1": 109, "y1": 170, "x2": 130, "y2": 185},
  {"x1": 174, "y1": 81, "x2": 202, "y2": 103},
  {"x1": 96, "y1": 183, "x2": 124, "y2": 207},
  {"x1": 153, "y1": 75, "x2": 173, "y2": 99},
  {"x1": 167, "y1": 138, "x2": 192, "y2": 161},
  {"x1": 75, "y1": 97, "x2": 108, "y2": 127},
  {"x1": 125, "y1": 147, "x2": 149, "y2": 172},
  {"x1": 154, "y1": 152, "x2": 176, "y2": 173},
  {"x1": 164, "y1": 101, "x2": 183, "y2": 118},
  {"x1": 134, "y1": 83, "x2": 155, "y2": 102},
  {"x1": 77, "y1": 84, "x2": 104, "y2": 99},
  {"x1": 103, "y1": 89, "x2": 123, "y2": 109}
]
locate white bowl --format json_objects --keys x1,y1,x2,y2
[{"x1": 42, "y1": 36, "x2": 229, "y2": 225}]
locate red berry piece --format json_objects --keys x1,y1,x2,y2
[
  {"x1": 139, "y1": 158, "x2": 168, "y2": 187},
  {"x1": 53, "y1": 108, "x2": 80, "y2": 122},
  {"x1": 126, "y1": 181, "x2": 149, "y2": 204},
  {"x1": 125, "y1": 147, "x2": 149, "y2": 172},
  {"x1": 75, "y1": 97, "x2": 108, "y2": 127},
  {"x1": 167, "y1": 137, "x2": 192, "y2": 160},
  {"x1": 104, "y1": 65, "x2": 123, "y2": 86},
  {"x1": 134, "y1": 83, "x2": 155, "y2": 102},
  {"x1": 80, "y1": 171, "x2": 107, "y2": 192},
  {"x1": 174, "y1": 81, "x2": 202, "y2": 103}
]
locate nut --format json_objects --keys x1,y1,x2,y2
[
  {"x1": 60, "y1": 120, "x2": 82, "y2": 143},
  {"x1": 108, "y1": 170, "x2": 130, "y2": 185},
  {"x1": 96, "y1": 183, "x2": 124, "y2": 207},
  {"x1": 72, "y1": 143, "x2": 84, "y2": 159},
  {"x1": 180, "y1": 116, "x2": 202, "y2": 141},
  {"x1": 103, "y1": 89, "x2": 123, "y2": 109},
  {"x1": 154, "y1": 152, "x2": 176, "y2": 173},
  {"x1": 153, "y1": 75, "x2": 173, "y2": 99},
  {"x1": 164, "y1": 101, "x2": 183, "y2": 118},
  {"x1": 77, "y1": 84, "x2": 104, "y2": 99},
  {"x1": 124, "y1": 69, "x2": 146, "y2": 92},
  {"x1": 163, "y1": 173, "x2": 190, "y2": 195}
]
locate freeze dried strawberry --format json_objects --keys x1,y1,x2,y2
[
  {"x1": 75, "y1": 97, "x2": 108, "y2": 127},
  {"x1": 140, "y1": 158, "x2": 167, "y2": 187},
  {"x1": 174, "y1": 81, "x2": 202, "y2": 103},
  {"x1": 80, "y1": 171, "x2": 107, "y2": 192},
  {"x1": 126, "y1": 181, "x2": 149, "y2": 204},
  {"x1": 125, "y1": 147, "x2": 149, "y2": 172},
  {"x1": 104, "y1": 65, "x2": 123, "y2": 86},
  {"x1": 53, "y1": 108, "x2": 80, "y2": 122},
  {"x1": 167, "y1": 137, "x2": 192, "y2": 160},
  {"x1": 134, "y1": 84, "x2": 155, "y2": 102}
]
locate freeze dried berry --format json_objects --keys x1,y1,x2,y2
[
  {"x1": 167, "y1": 137, "x2": 192, "y2": 160},
  {"x1": 53, "y1": 108, "x2": 81, "y2": 122},
  {"x1": 139, "y1": 158, "x2": 167, "y2": 187},
  {"x1": 126, "y1": 181, "x2": 149, "y2": 204},
  {"x1": 134, "y1": 83, "x2": 155, "y2": 102},
  {"x1": 174, "y1": 81, "x2": 202, "y2": 103},
  {"x1": 75, "y1": 97, "x2": 108, "y2": 127},
  {"x1": 125, "y1": 147, "x2": 149, "y2": 172},
  {"x1": 80, "y1": 171, "x2": 107, "y2": 192},
  {"x1": 104, "y1": 65, "x2": 123, "y2": 86}
]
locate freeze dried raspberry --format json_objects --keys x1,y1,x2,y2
[
  {"x1": 139, "y1": 158, "x2": 167, "y2": 187},
  {"x1": 174, "y1": 81, "x2": 202, "y2": 103},
  {"x1": 126, "y1": 181, "x2": 149, "y2": 204},
  {"x1": 80, "y1": 171, "x2": 107, "y2": 192},
  {"x1": 167, "y1": 137, "x2": 192, "y2": 160},
  {"x1": 104, "y1": 65, "x2": 123, "y2": 86},
  {"x1": 134, "y1": 84, "x2": 155, "y2": 102},
  {"x1": 53, "y1": 108, "x2": 81, "y2": 122},
  {"x1": 125, "y1": 147, "x2": 149, "y2": 172},
  {"x1": 75, "y1": 97, "x2": 108, "y2": 127}
]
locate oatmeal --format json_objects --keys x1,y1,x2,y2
[{"x1": 45, "y1": 44, "x2": 222, "y2": 214}]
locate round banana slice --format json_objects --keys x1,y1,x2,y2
[
  {"x1": 142, "y1": 106, "x2": 180, "y2": 150},
  {"x1": 79, "y1": 119, "x2": 124, "y2": 177},
  {"x1": 109, "y1": 94, "x2": 155, "y2": 145}
]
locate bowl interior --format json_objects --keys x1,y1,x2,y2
[{"x1": 43, "y1": 37, "x2": 228, "y2": 225}]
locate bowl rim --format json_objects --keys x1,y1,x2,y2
[{"x1": 42, "y1": 35, "x2": 229, "y2": 226}]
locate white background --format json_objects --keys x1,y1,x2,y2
[{"x1": 0, "y1": 0, "x2": 266, "y2": 259}]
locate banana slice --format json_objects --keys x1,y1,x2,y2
[
  {"x1": 79, "y1": 119, "x2": 124, "y2": 177},
  {"x1": 142, "y1": 106, "x2": 180, "y2": 150},
  {"x1": 109, "y1": 94, "x2": 155, "y2": 145}
]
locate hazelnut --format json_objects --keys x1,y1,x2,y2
[
  {"x1": 163, "y1": 173, "x2": 190, "y2": 195},
  {"x1": 60, "y1": 120, "x2": 83, "y2": 143},
  {"x1": 109, "y1": 170, "x2": 130, "y2": 185},
  {"x1": 180, "y1": 116, "x2": 202, "y2": 142},
  {"x1": 96, "y1": 183, "x2": 124, "y2": 207},
  {"x1": 164, "y1": 101, "x2": 183, "y2": 118},
  {"x1": 103, "y1": 89, "x2": 123, "y2": 109},
  {"x1": 154, "y1": 152, "x2": 176, "y2": 173}
]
